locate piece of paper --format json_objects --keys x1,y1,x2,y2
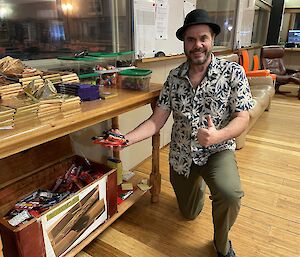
[
  {"x1": 122, "y1": 171, "x2": 135, "y2": 182},
  {"x1": 134, "y1": 0, "x2": 156, "y2": 58},
  {"x1": 121, "y1": 183, "x2": 134, "y2": 191},
  {"x1": 155, "y1": 0, "x2": 169, "y2": 39},
  {"x1": 137, "y1": 183, "x2": 152, "y2": 191},
  {"x1": 141, "y1": 178, "x2": 148, "y2": 184}
]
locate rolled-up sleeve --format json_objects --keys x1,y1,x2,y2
[{"x1": 157, "y1": 78, "x2": 172, "y2": 110}]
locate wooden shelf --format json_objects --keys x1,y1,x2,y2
[
  {"x1": 140, "y1": 54, "x2": 186, "y2": 63},
  {"x1": 140, "y1": 48, "x2": 233, "y2": 63}
]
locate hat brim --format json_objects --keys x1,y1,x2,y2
[{"x1": 176, "y1": 22, "x2": 221, "y2": 41}]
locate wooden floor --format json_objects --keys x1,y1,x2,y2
[{"x1": 77, "y1": 85, "x2": 300, "y2": 257}]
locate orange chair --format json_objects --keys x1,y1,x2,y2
[
  {"x1": 239, "y1": 50, "x2": 270, "y2": 77},
  {"x1": 252, "y1": 53, "x2": 277, "y2": 82},
  {"x1": 253, "y1": 54, "x2": 260, "y2": 71},
  {"x1": 240, "y1": 50, "x2": 277, "y2": 85}
]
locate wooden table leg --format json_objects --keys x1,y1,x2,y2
[
  {"x1": 150, "y1": 101, "x2": 161, "y2": 203},
  {"x1": 0, "y1": 235, "x2": 3, "y2": 257}
]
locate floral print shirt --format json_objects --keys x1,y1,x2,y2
[{"x1": 157, "y1": 54, "x2": 254, "y2": 177}]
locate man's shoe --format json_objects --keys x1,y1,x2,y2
[{"x1": 214, "y1": 240, "x2": 236, "y2": 257}]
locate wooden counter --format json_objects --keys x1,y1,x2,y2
[
  {"x1": 0, "y1": 83, "x2": 163, "y2": 256},
  {"x1": 285, "y1": 47, "x2": 300, "y2": 52},
  {"x1": 0, "y1": 84, "x2": 162, "y2": 159},
  {"x1": 0, "y1": 83, "x2": 162, "y2": 201}
]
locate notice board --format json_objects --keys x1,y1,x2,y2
[{"x1": 134, "y1": 0, "x2": 196, "y2": 59}]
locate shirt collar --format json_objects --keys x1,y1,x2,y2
[{"x1": 207, "y1": 54, "x2": 220, "y2": 81}]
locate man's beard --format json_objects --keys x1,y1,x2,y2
[{"x1": 185, "y1": 48, "x2": 211, "y2": 65}]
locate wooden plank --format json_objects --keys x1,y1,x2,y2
[{"x1": 90, "y1": 228, "x2": 169, "y2": 257}]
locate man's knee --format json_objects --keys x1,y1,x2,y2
[
  {"x1": 224, "y1": 190, "x2": 243, "y2": 206},
  {"x1": 180, "y1": 204, "x2": 203, "y2": 220},
  {"x1": 212, "y1": 187, "x2": 244, "y2": 206}
]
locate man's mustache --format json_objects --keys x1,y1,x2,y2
[{"x1": 190, "y1": 49, "x2": 205, "y2": 54}]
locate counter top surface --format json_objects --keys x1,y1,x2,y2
[
  {"x1": 285, "y1": 47, "x2": 300, "y2": 51},
  {"x1": 0, "y1": 83, "x2": 162, "y2": 159}
]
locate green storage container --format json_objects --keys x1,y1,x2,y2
[{"x1": 118, "y1": 69, "x2": 152, "y2": 91}]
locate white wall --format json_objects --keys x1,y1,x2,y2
[
  {"x1": 70, "y1": 121, "x2": 112, "y2": 164},
  {"x1": 284, "y1": 0, "x2": 300, "y2": 8}
]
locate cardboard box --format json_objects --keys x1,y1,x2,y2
[
  {"x1": 41, "y1": 173, "x2": 109, "y2": 256},
  {"x1": 0, "y1": 137, "x2": 117, "y2": 257}
]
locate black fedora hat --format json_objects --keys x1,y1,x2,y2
[{"x1": 176, "y1": 9, "x2": 221, "y2": 41}]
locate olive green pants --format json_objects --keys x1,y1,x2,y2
[{"x1": 170, "y1": 150, "x2": 244, "y2": 255}]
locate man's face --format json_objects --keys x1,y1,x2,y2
[{"x1": 184, "y1": 24, "x2": 214, "y2": 65}]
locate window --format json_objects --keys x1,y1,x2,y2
[
  {"x1": 88, "y1": 0, "x2": 103, "y2": 15},
  {"x1": 251, "y1": 3, "x2": 271, "y2": 45},
  {"x1": 295, "y1": 13, "x2": 300, "y2": 29},
  {"x1": 0, "y1": 0, "x2": 133, "y2": 61},
  {"x1": 196, "y1": 0, "x2": 238, "y2": 50},
  {"x1": 280, "y1": 9, "x2": 300, "y2": 43}
]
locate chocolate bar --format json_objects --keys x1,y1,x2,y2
[{"x1": 92, "y1": 130, "x2": 129, "y2": 147}]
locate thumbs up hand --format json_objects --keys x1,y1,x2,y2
[{"x1": 197, "y1": 115, "x2": 219, "y2": 147}]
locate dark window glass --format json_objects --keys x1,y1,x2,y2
[
  {"x1": 0, "y1": 0, "x2": 133, "y2": 61},
  {"x1": 295, "y1": 13, "x2": 300, "y2": 29},
  {"x1": 251, "y1": 4, "x2": 270, "y2": 44}
]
